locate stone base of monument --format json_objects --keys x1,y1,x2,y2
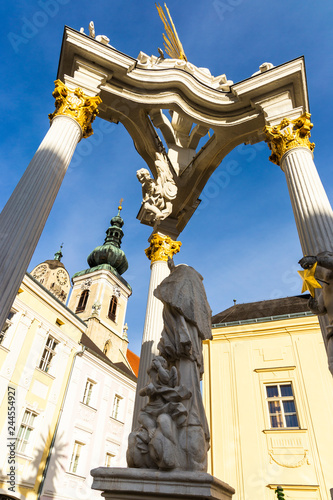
[{"x1": 91, "y1": 467, "x2": 235, "y2": 500}]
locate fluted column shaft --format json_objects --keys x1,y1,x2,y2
[
  {"x1": 265, "y1": 113, "x2": 333, "y2": 373},
  {"x1": 281, "y1": 147, "x2": 333, "y2": 255},
  {"x1": 132, "y1": 234, "x2": 181, "y2": 430},
  {"x1": 0, "y1": 116, "x2": 81, "y2": 330},
  {"x1": 0, "y1": 80, "x2": 101, "y2": 331},
  {"x1": 132, "y1": 259, "x2": 170, "y2": 428}
]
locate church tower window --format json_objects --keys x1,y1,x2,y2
[
  {"x1": 108, "y1": 296, "x2": 118, "y2": 322},
  {"x1": 103, "y1": 340, "x2": 111, "y2": 355},
  {"x1": 76, "y1": 289, "x2": 89, "y2": 313}
]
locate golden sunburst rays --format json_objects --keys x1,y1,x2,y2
[{"x1": 155, "y1": 3, "x2": 187, "y2": 61}]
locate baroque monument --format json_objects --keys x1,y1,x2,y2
[{"x1": 1, "y1": 2, "x2": 333, "y2": 499}]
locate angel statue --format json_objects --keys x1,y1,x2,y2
[{"x1": 136, "y1": 153, "x2": 177, "y2": 223}]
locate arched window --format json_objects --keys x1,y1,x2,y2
[
  {"x1": 103, "y1": 340, "x2": 111, "y2": 355},
  {"x1": 108, "y1": 295, "x2": 118, "y2": 322},
  {"x1": 76, "y1": 289, "x2": 89, "y2": 313}
]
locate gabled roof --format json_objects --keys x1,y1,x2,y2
[
  {"x1": 80, "y1": 332, "x2": 137, "y2": 382},
  {"x1": 212, "y1": 294, "x2": 312, "y2": 325},
  {"x1": 126, "y1": 349, "x2": 140, "y2": 377}
]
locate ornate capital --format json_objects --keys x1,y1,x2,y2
[
  {"x1": 264, "y1": 112, "x2": 315, "y2": 166},
  {"x1": 49, "y1": 80, "x2": 101, "y2": 139},
  {"x1": 145, "y1": 234, "x2": 181, "y2": 262}
]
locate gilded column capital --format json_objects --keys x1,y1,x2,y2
[
  {"x1": 264, "y1": 112, "x2": 315, "y2": 166},
  {"x1": 145, "y1": 234, "x2": 181, "y2": 262},
  {"x1": 48, "y1": 80, "x2": 102, "y2": 139}
]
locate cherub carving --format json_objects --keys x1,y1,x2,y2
[
  {"x1": 127, "y1": 356, "x2": 190, "y2": 470},
  {"x1": 137, "y1": 153, "x2": 177, "y2": 223}
]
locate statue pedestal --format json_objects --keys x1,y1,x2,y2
[{"x1": 91, "y1": 467, "x2": 235, "y2": 500}]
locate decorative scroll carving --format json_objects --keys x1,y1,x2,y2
[
  {"x1": 49, "y1": 80, "x2": 101, "y2": 139},
  {"x1": 264, "y1": 112, "x2": 315, "y2": 166},
  {"x1": 91, "y1": 301, "x2": 101, "y2": 316},
  {"x1": 127, "y1": 259, "x2": 212, "y2": 471},
  {"x1": 136, "y1": 52, "x2": 233, "y2": 91},
  {"x1": 81, "y1": 279, "x2": 92, "y2": 290},
  {"x1": 268, "y1": 449, "x2": 310, "y2": 468},
  {"x1": 137, "y1": 153, "x2": 177, "y2": 223},
  {"x1": 145, "y1": 234, "x2": 181, "y2": 263}
]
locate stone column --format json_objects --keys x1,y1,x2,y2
[
  {"x1": 132, "y1": 233, "x2": 181, "y2": 429},
  {"x1": 0, "y1": 80, "x2": 101, "y2": 332},
  {"x1": 264, "y1": 113, "x2": 333, "y2": 255},
  {"x1": 264, "y1": 113, "x2": 333, "y2": 371}
]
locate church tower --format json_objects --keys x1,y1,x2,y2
[
  {"x1": 30, "y1": 245, "x2": 71, "y2": 302},
  {"x1": 67, "y1": 203, "x2": 132, "y2": 363}
]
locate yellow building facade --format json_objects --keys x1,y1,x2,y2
[
  {"x1": 0, "y1": 209, "x2": 138, "y2": 500},
  {"x1": 0, "y1": 271, "x2": 85, "y2": 499},
  {"x1": 203, "y1": 295, "x2": 333, "y2": 500}
]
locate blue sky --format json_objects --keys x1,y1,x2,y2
[{"x1": 1, "y1": 1, "x2": 332, "y2": 355}]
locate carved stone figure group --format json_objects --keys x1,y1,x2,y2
[
  {"x1": 136, "y1": 153, "x2": 177, "y2": 223},
  {"x1": 127, "y1": 258, "x2": 212, "y2": 471}
]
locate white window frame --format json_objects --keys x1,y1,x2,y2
[
  {"x1": 82, "y1": 379, "x2": 96, "y2": 407},
  {"x1": 39, "y1": 335, "x2": 58, "y2": 373},
  {"x1": 69, "y1": 440, "x2": 85, "y2": 475},
  {"x1": 16, "y1": 409, "x2": 38, "y2": 454},
  {"x1": 265, "y1": 382, "x2": 299, "y2": 429},
  {"x1": 105, "y1": 452, "x2": 115, "y2": 467},
  {"x1": 111, "y1": 394, "x2": 122, "y2": 421}
]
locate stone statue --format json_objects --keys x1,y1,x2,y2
[
  {"x1": 299, "y1": 251, "x2": 333, "y2": 372},
  {"x1": 136, "y1": 153, "x2": 177, "y2": 223},
  {"x1": 127, "y1": 258, "x2": 212, "y2": 471}
]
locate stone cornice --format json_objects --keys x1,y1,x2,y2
[
  {"x1": 210, "y1": 314, "x2": 319, "y2": 341},
  {"x1": 58, "y1": 28, "x2": 308, "y2": 124}
]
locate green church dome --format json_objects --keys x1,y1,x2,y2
[{"x1": 87, "y1": 205, "x2": 128, "y2": 275}]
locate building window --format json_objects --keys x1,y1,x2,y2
[
  {"x1": 103, "y1": 340, "x2": 111, "y2": 355},
  {"x1": 105, "y1": 452, "x2": 114, "y2": 467},
  {"x1": 266, "y1": 383, "x2": 299, "y2": 428},
  {"x1": 39, "y1": 335, "x2": 58, "y2": 373},
  {"x1": 76, "y1": 289, "x2": 89, "y2": 313},
  {"x1": 82, "y1": 379, "x2": 95, "y2": 406},
  {"x1": 111, "y1": 394, "x2": 122, "y2": 420},
  {"x1": 69, "y1": 441, "x2": 84, "y2": 474},
  {"x1": 108, "y1": 296, "x2": 118, "y2": 322},
  {"x1": 0, "y1": 310, "x2": 16, "y2": 345},
  {"x1": 17, "y1": 409, "x2": 37, "y2": 454}
]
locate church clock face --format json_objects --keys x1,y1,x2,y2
[
  {"x1": 33, "y1": 264, "x2": 47, "y2": 279},
  {"x1": 56, "y1": 269, "x2": 68, "y2": 285}
]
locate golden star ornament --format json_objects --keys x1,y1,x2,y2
[{"x1": 298, "y1": 262, "x2": 322, "y2": 297}]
